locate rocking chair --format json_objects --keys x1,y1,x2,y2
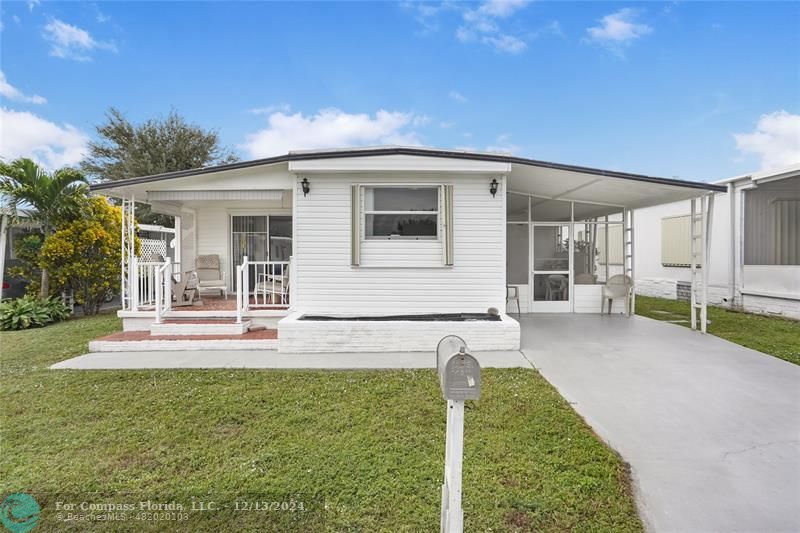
[{"x1": 172, "y1": 271, "x2": 202, "y2": 307}]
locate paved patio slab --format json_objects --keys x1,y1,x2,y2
[
  {"x1": 520, "y1": 314, "x2": 800, "y2": 533},
  {"x1": 50, "y1": 350, "x2": 533, "y2": 370}
]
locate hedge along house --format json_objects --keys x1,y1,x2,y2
[{"x1": 89, "y1": 146, "x2": 724, "y2": 353}]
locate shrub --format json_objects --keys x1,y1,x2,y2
[
  {"x1": 40, "y1": 197, "x2": 127, "y2": 316},
  {"x1": 0, "y1": 295, "x2": 71, "y2": 330},
  {"x1": 6, "y1": 232, "x2": 46, "y2": 296}
]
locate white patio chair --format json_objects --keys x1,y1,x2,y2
[
  {"x1": 255, "y1": 261, "x2": 290, "y2": 305},
  {"x1": 506, "y1": 286, "x2": 521, "y2": 316},
  {"x1": 195, "y1": 254, "x2": 227, "y2": 299},
  {"x1": 546, "y1": 274, "x2": 568, "y2": 301},
  {"x1": 602, "y1": 274, "x2": 634, "y2": 316}
]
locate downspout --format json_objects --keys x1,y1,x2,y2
[{"x1": 727, "y1": 183, "x2": 736, "y2": 308}]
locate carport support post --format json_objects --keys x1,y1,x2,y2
[{"x1": 441, "y1": 399, "x2": 465, "y2": 533}]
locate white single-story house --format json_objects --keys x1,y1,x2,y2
[
  {"x1": 89, "y1": 146, "x2": 725, "y2": 353},
  {"x1": 634, "y1": 163, "x2": 799, "y2": 320}
]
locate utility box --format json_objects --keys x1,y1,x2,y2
[{"x1": 436, "y1": 335, "x2": 481, "y2": 401}]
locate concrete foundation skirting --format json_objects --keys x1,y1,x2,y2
[
  {"x1": 88, "y1": 339, "x2": 278, "y2": 352},
  {"x1": 277, "y1": 312, "x2": 521, "y2": 353}
]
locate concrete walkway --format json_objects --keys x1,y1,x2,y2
[
  {"x1": 521, "y1": 314, "x2": 800, "y2": 533},
  {"x1": 50, "y1": 350, "x2": 533, "y2": 370}
]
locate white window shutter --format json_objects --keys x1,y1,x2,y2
[
  {"x1": 442, "y1": 184, "x2": 454, "y2": 266},
  {"x1": 351, "y1": 184, "x2": 361, "y2": 266}
]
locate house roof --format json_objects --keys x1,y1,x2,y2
[
  {"x1": 89, "y1": 145, "x2": 727, "y2": 193},
  {"x1": 712, "y1": 162, "x2": 800, "y2": 185}
]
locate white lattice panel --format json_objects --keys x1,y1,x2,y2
[{"x1": 139, "y1": 238, "x2": 167, "y2": 262}]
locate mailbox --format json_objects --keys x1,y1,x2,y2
[{"x1": 436, "y1": 335, "x2": 481, "y2": 401}]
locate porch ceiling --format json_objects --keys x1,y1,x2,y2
[{"x1": 507, "y1": 164, "x2": 714, "y2": 210}]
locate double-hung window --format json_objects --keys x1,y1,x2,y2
[{"x1": 364, "y1": 186, "x2": 439, "y2": 240}]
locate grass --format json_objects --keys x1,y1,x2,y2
[
  {"x1": 0, "y1": 314, "x2": 643, "y2": 532},
  {"x1": 636, "y1": 295, "x2": 800, "y2": 366}
]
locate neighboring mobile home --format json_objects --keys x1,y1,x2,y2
[
  {"x1": 634, "y1": 164, "x2": 800, "y2": 320},
  {"x1": 89, "y1": 146, "x2": 724, "y2": 353}
]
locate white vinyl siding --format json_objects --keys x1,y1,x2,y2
[
  {"x1": 661, "y1": 214, "x2": 693, "y2": 267},
  {"x1": 294, "y1": 174, "x2": 506, "y2": 314}
]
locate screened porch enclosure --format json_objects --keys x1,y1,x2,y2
[{"x1": 506, "y1": 192, "x2": 631, "y2": 314}]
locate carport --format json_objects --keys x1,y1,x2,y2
[{"x1": 504, "y1": 157, "x2": 724, "y2": 331}]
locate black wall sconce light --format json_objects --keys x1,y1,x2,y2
[
  {"x1": 301, "y1": 177, "x2": 311, "y2": 197},
  {"x1": 489, "y1": 178, "x2": 499, "y2": 198}
]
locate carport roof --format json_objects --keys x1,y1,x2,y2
[{"x1": 88, "y1": 146, "x2": 725, "y2": 209}]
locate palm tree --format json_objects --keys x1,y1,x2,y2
[{"x1": 0, "y1": 158, "x2": 88, "y2": 298}]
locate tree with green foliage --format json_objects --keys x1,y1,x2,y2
[
  {"x1": 0, "y1": 158, "x2": 88, "y2": 298},
  {"x1": 7, "y1": 232, "x2": 45, "y2": 296},
  {"x1": 81, "y1": 108, "x2": 238, "y2": 225},
  {"x1": 39, "y1": 196, "x2": 132, "y2": 315}
]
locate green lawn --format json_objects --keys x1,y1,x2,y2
[
  {"x1": 636, "y1": 295, "x2": 800, "y2": 366},
  {"x1": 0, "y1": 314, "x2": 642, "y2": 532}
]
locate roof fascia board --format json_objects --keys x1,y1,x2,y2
[{"x1": 89, "y1": 146, "x2": 726, "y2": 193}]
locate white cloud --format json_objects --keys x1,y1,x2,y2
[
  {"x1": 248, "y1": 103, "x2": 291, "y2": 115},
  {"x1": 486, "y1": 133, "x2": 520, "y2": 154},
  {"x1": 585, "y1": 8, "x2": 652, "y2": 54},
  {"x1": 448, "y1": 90, "x2": 468, "y2": 103},
  {"x1": 456, "y1": 0, "x2": 530, "y2": 53},
  {"x1": 482, "y1": 34, "x2": 526, "y2": 53},
  {"x1": 42, "y1": 19, "x2": 117, "y2": 61},
  {"x1": 0, "y1": 71, "x2": 47, "y2": 105},
  {"x1": 0, "y1": 107, "x2": 89, "y2": 169},
  {"x1": 27, "y1": 0, "x2": 40, "y2": 11},
  {"x1": 400, "y1": 1, "x2": 451, "y2": 33},
  {"x1": 241, "y1": 108, "x2": 425, "y2": 158},
  {"x1": 733, "y1": 111, "x2": 800, "y2": 171}
]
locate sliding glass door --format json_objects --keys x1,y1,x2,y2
[{"x1": 231, "y1": 215, "x2": 292, "y2": 290}]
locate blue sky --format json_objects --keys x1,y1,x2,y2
[{"x1": 1, "y1": 1, "x2": 798, "y2": 181}]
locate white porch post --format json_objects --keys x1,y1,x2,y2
[
  {"x1": 690, "y1": 194, "x2": 714, "y2": 333},
  {"x1": 173, "y1": 215, "x2": 182, "y2": 269},
  {"x1": 120, "y1": 196, "x2": 138, "y2": 311},
  {"x1": 702, "y1": 194, "x2": 715, "y2": 333},
  {"x1": 690, "y1": 198, "x2": 699, "y2": 330}
]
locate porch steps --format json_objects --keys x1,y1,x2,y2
[
  {"x1": 149, "y1": 318, "x2": 252, "y2": 336},
  {"x1": 88, "y1": 329, "x2": 278, "y2": 352}
]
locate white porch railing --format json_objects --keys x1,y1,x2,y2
[
  {"x1": 236, "y1": 256, "x2": 291, "y2": 323},
  {"x1": 129, "y1": 257, "x2": 180, "y2": 311},
  {"x1": 154, "y1": 258, "x2": 173, "y2": 323}
]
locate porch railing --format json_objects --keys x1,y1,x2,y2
[
  {"x1": 236, "y1": 256, "x2": 291, "y2": 323},
  {"x1": 153, "y1": 258, "x2": 173, "y2": 323},
  {"x1": 129, "y1": 257, "x2": 180, "y2": 311}
]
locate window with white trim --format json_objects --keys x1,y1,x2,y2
[{"x1": 364, "y1": 186, "x2": 439, "y2": 240}]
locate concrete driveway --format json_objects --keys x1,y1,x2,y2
[{"x1": 521, "y1": 314, "x2": 800, "y2": 533}]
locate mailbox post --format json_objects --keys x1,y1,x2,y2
[{"x1": 436, "y1": 335, "x2": 480, "y2": 533}]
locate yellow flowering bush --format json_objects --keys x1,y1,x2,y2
[{"x1": 40, "y1": 197, "x2": 131, "y2": 315}]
